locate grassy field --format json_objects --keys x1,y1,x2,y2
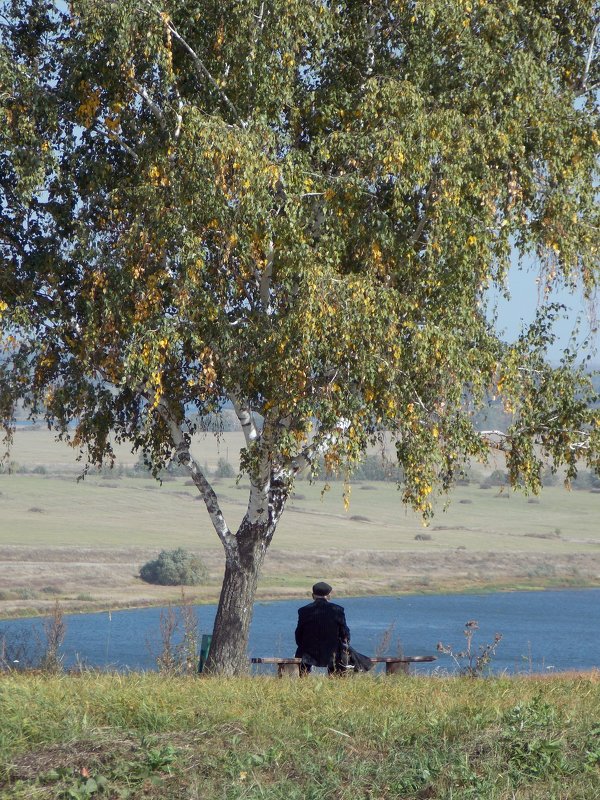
[
  {"x1": 1, "y1": 426, "x2": 599, "y2": 617},
  {"x1": 0, "y1": 672, "x2": 598, "y2": 799}
]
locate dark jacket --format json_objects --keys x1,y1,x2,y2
[{"x1": 294, "y1": 598, "x2": 350, "y2": 668}]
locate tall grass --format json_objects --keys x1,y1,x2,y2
[{"x1": 1, "y1": 673, "x2": 598, "y2": 799}]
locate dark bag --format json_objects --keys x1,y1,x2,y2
[{"x1": 340, "y1": 644, "x2": 374, "y2": 673}]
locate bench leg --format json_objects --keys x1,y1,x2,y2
[
  {"x1": 277, "y1": 662, "x2": 300, "y2": 678},
  {"x1": 386, "y1": 661, "x2": 410, "y2": 676}
]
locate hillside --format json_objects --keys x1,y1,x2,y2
[
  {"x1": 0, "y1": 424, "x2": 599, "y2": 618},
  {"x1": 1, "y1": 673, "x2": 598, "y2": 799}
]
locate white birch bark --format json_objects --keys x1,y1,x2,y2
[{"x1": 155, "y1": 398, "x2": 234, "y2": 549}]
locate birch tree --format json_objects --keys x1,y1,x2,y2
[{"x1": 1, "y1": 0, "x2": 599, "y2": 673}]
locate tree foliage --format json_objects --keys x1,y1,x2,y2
[{"x1": 1, "y1": 0, "x2": 599, "y2": 672}]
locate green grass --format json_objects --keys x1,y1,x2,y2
[
  {"x1": 3, "y1": 424, "x2": 599, "y2": 551},
  {"x1": 1, "y1": 472, "x2": 599, "y2": 553},
  {"x1": 0, "y1": 673, "x2": 598, "y2": 799}
]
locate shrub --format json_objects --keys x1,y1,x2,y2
[
  {"x1": 214, "y1": 458, "x2": 235, "y2": 478},
  {"x1": 541, "y1": 467, "x2": 558, "y2": 487},
  {"x1": 481, "y1": 469, "x2": 508, "y2": 488},
  {"x1": 15, "y1": 588, "x2": 37, "y2": 599},
  {"x1": 571, "y1": 470, "x2": 600, "y2": 490},
  {"x1": 140, "y1": 548, "x2": 208, "y2": 586}
]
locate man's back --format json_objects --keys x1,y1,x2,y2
[{"x1": 295, "y1": 597, "x2": 350, "y2": 668}]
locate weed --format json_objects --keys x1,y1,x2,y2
[
  {"x1": 373, "y1": 621, "x2": 403, "y2": 659},
  {"x1": 141, "y1": 738, "x2": 178, "y2": 773},
  {"x1": 437, "y1": 620, "x2": 503, "y2": 676},
  {"x1": 147, "y1": 591, "x2": 200, "y2": 675},
  {"x1": 28, "y1": 740, "x2": 180, "y2": 799},
  {"x1": 39, "y1": 600, "x2": 66, "y2": 673},
  {"x1": 501, "y1": 697, "x2": 569, "y2": 782}
]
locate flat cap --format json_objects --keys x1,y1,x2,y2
[{"x1": 312, "y1": 581, "x2": 332, "y2": 597}]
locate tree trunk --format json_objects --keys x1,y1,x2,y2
[{"x1": 204, "y1": 520, "x2": 269, "y2": 675}]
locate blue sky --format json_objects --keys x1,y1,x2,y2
[{"x1": 488, "y1": 262, "x2": 599, "y2": 365}]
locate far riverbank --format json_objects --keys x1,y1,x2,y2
[{"x1": 1, "y1": 540, "x2": 599, "y2": 620}]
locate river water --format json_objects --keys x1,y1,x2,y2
[{"x1": 1, "y1": 589, "x2": 599, "y2": 674}]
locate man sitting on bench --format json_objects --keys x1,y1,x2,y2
[{"x1": 294, "y1": 581, "x2": 350, "y2": 675}]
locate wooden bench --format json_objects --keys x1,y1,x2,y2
[
  {"x1": 369, "y1": 655, "x2": 437, "y2": 675},
  {"x1": 251, "y1": 655, "x2": 436, "y2": 677},
  {"x1": 251, "y1": 657, "x2": 303, "y2": 677}
]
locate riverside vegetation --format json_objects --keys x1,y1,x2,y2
[{"x1": 0, "y1": 672, "x2": 599, "y2": 799}]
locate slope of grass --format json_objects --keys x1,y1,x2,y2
[{"x1": 0, "y1": 672, "x2": 598, "y2": 799}]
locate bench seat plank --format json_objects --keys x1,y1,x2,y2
[
  {"x1": 250, "y1": 655, "x2": 436, "y2": 676},
  {"x1": 369, "y1": 656, "x2": 436, "y2": 663}
]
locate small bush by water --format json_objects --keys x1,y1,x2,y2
[{"x1": 139, "y1": 548, "x2": 208, "y2": 587}]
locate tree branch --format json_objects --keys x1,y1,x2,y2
[
  {"x1": 97, "y1": 122, "x2": 140, "y2": 162},
  {"x1": 247, "y1": 441, "x2": 272, "y2": 527},
  {"x1": 479, "y1": 428, "x2": 591, "y2": 453},
  {"x1": 229, "y1": 390, "x2": 259, "y2": 445},
  {"x1": 154, "y1": 396, "x2": 234, "y2": 547},
  {"x1": 259, "y1": 239, "x2": 274, "y2": 310},
  {"x1": 580, "y1": 22, "x2": 599, "y2": 93},
  {"x1": 131, "y1": 80, "x2": 169, "y2": 135},
  {"x1": 144, "y1": 2, "x2": 245, "y2": 126},
  {"x1": 409, "y1": 175, "x2": 440, "y2": 249},
  {"x1": 479, "y1": 429, "x2": 510, "y2": 451},
  {"x1": 173, "y1": 90, "x2": 183, "y2": 141},
  {"x1": 274, "y1": 419, "x2": 351, "y2": 480},
  {"x1": 247, "y1": 1, "x2": 266, "y2": 84}
]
